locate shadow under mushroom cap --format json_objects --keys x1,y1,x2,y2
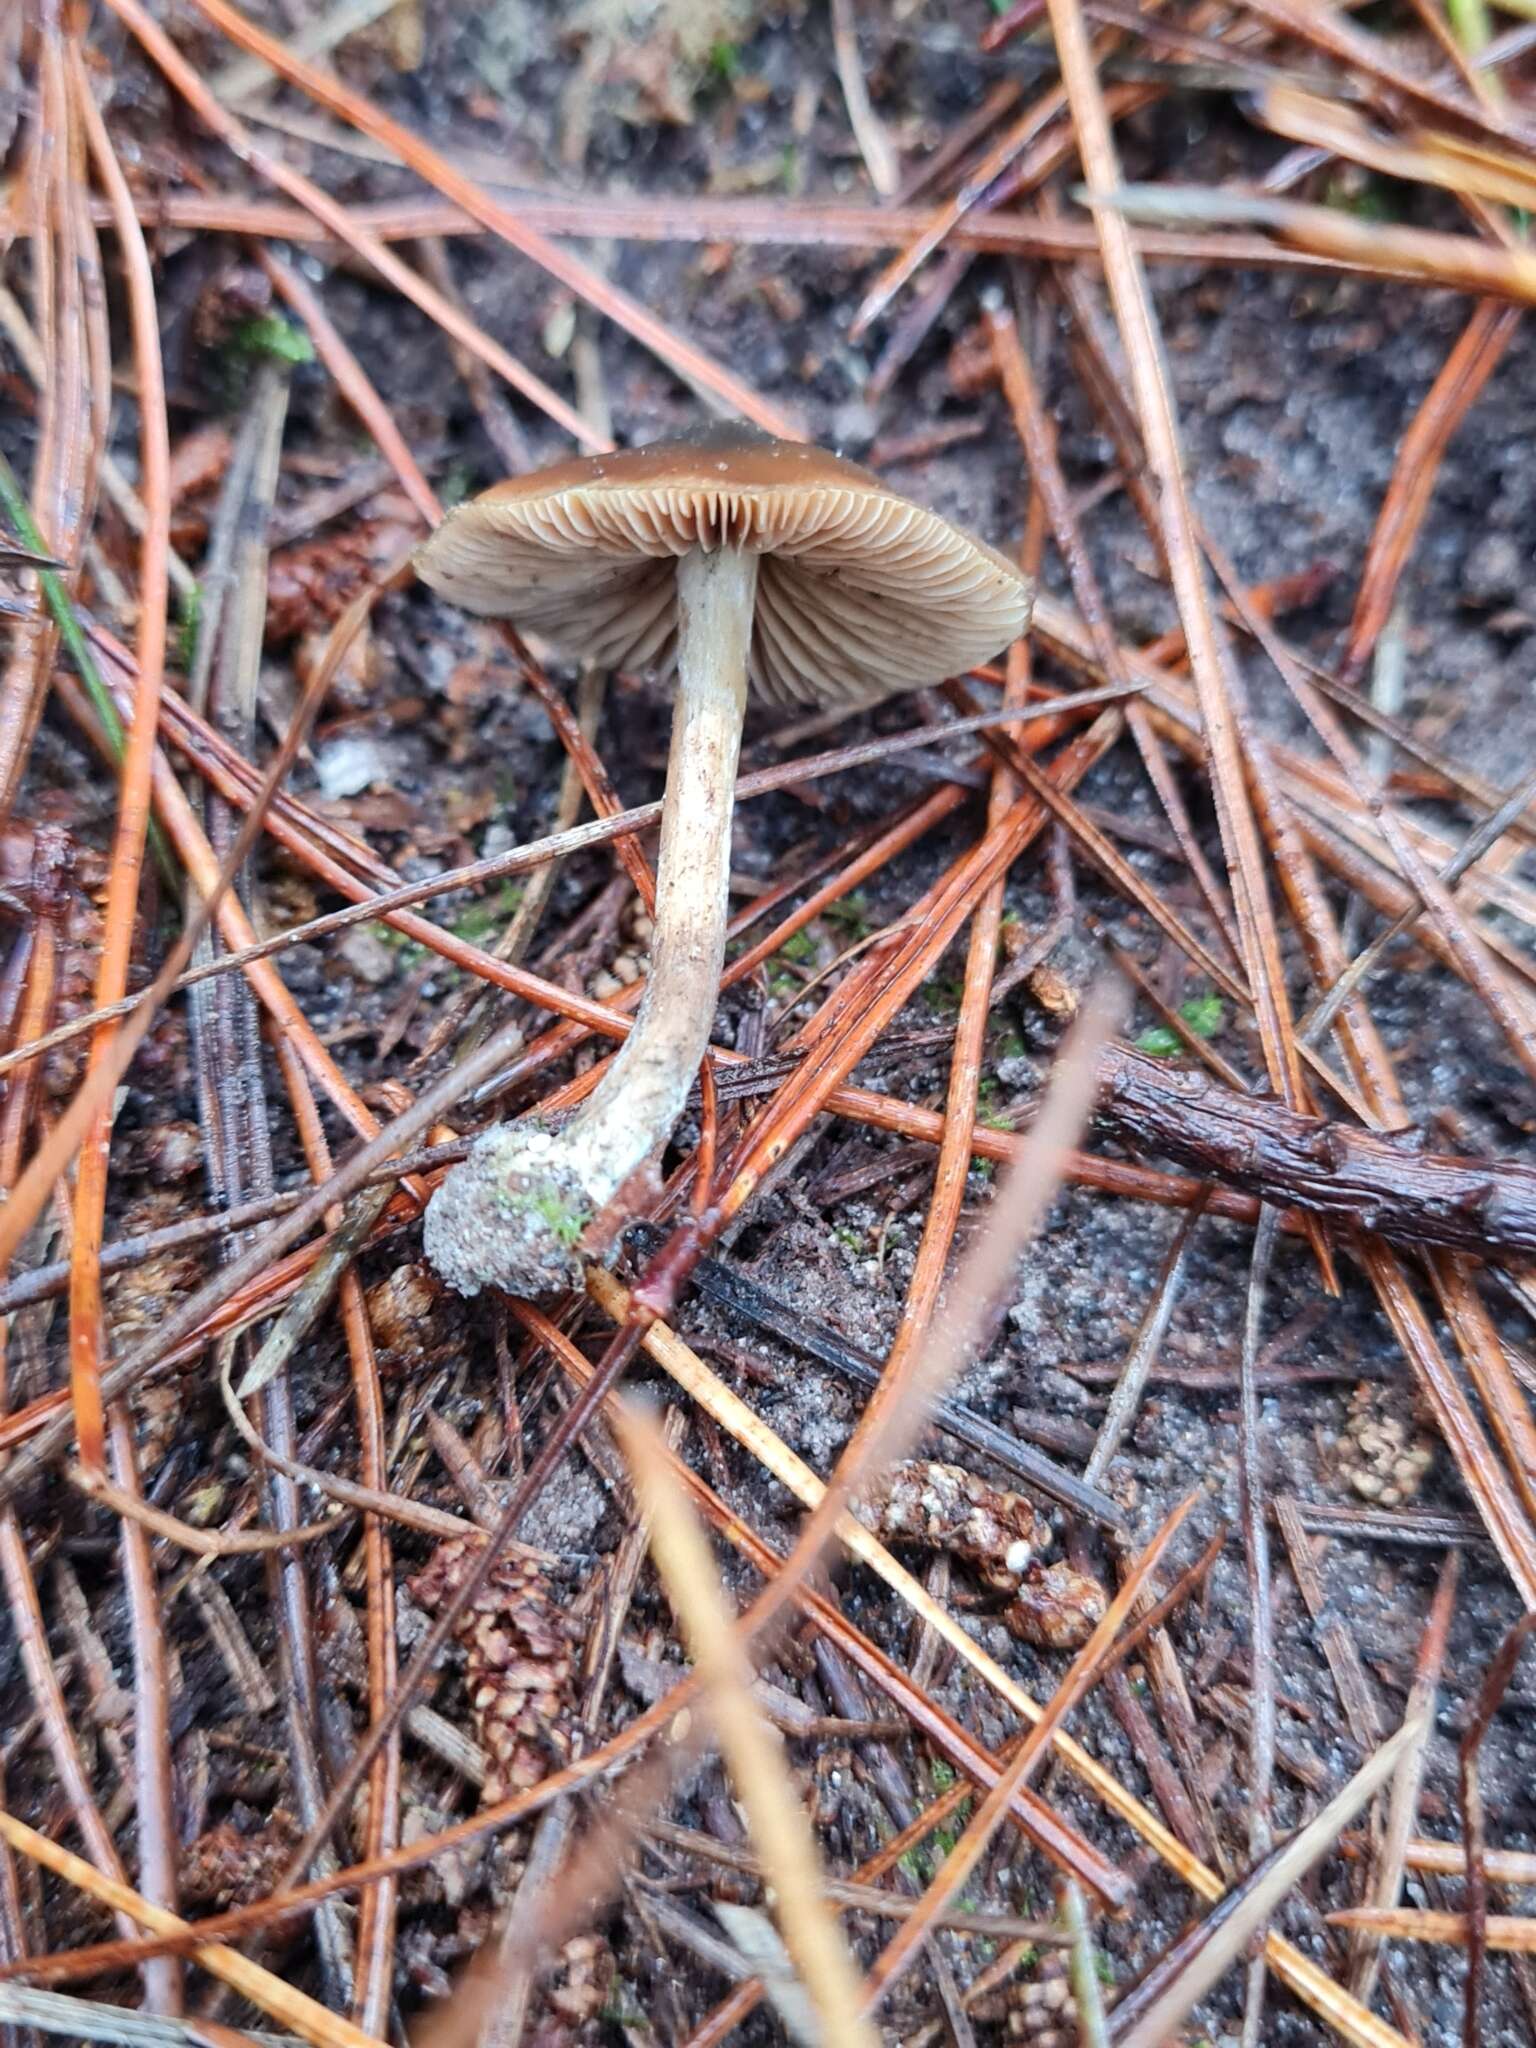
[{"x1": 414, "y1": 425, "x2": 1032, "y2": 711}]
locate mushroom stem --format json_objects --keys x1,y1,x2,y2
[{"x1": 424, "y1": 544, "x2": 759, "y2": 1297}]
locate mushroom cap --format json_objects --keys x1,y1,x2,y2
[{"x1": 415, "y1": 426, "x2": 1031, "y2": 710}]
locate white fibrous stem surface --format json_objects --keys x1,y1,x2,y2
[{"x1": 425, "y1": 545, "x2": 758, "y2": 1297}]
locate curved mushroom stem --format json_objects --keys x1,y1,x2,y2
[{"x1": 425, "y1": 544, "x2": 759, "y2": 1297}]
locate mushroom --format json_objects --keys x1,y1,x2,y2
[{"x1": 417, "y1": 425, "x2": 1032, "y2": 1297}]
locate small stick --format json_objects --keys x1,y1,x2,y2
[
  {"x1": 1348, "y1": 1550, "x2": 1459, "y2": 2005},
  {"x1": 1461, "y1": 1609, "x2": 1536, "y2": 2041},
  {"x1": 1084, "y1": 1193, "x2": 1208, "y2": 1483},
  {"x1": 1237, "y1": 1209, "x2": 1279, "y2": 2046}
]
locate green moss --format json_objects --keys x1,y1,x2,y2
[
  {"x1": 1181, "y1": 992, "x2": 1225, "y2": 1038},
  {"x1": 176, "y1": 582, "x2": 203, "y2": 673},
  {"x1": 451, "y1": 881, "x2": 525, "y2": 942},
  {"x1": 929, "y1": 1802, "x2": 972, "y2": 1864},
  {"x1": 896, "y1": 1765, "x2": 975, "y2": 1885},
  {"x1": 1322, "y1": 173, "x2": 1395, "y2": 222},
  {"x1": 526, "y1": 1186, "x2": 589, "y2": 1249},
  {"x1": 1136, "y1": 993, "x2": 1226, "y2": 1058},
  {"x1": 440, "y1": 463, "x2": 474, "y2": 509},
  {"x1": 777, "y1": 928, "x2": 816, "y2": 964},
  {"x1": 824, "y1": 891, "x2": 872, "y2": 937},
  {"x1": 229, "y1": 313, "x2": 315, "y2": 366},
  {"x1": 1136, "y1": 1025, "x2": 1182, "y2": 1058}
]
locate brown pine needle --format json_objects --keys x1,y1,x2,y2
[
  {"x1": 181, "y1": 0, "x2": 802, "y2": 437},
  {"x1": 581, "y1": 1269, "x2": 1409, "y2": 2048},
  {"x1": 1113, "y1": 1716, "x2": 1426, "y2": 2048},
  {"x1": 1092, "y1": 182, "x2": 1536, "y2": 309},
  {"x1": 65, "y1": 50, "x2": 172, "y2": 1483},
  {"x1": 1352, "y1": 1839, "x2": 1536, "y2": 1888},
  {"x1": 1329, "y1": 1910, "x2": 1536, "y2": 1953},
  {"x1": 857, "y1": 1488, "x2": 1200, "y2": 2014},
  {"x1": 1045, "y1": 0, "x2": 1331, "y2": 1320},
  {"x1": 616, "y1": 1404, "x2": 877, "y2": 2048},
  {"x1": 0, "y1": 1811, "x2": 389, "y2": 2048},
  {"x1": 1349, "y1": 1551, "x2": 1460, "y2": 2005}
]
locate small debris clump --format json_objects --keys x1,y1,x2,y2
[
  {"x1": 528, "y1": 1931, "x2": 616, "y2": 2047},
  {"x1": 975, "y1": 1952, "x2": 1077, "y2": 2044},
  {"x1": 180, "y1": 1816, "x2": 300, "y2": 1910},
  {"x1": 854, "y1": 1460, "x2": 1053, "y2": 1589},
  {"x1": 365, "y1": 1260, "x2": 458, "y2": 1374},
  {"x1": 1003, "y1": 1560, "x2": 1109, "y2": 1651},
  {"x1": 854, "y1": 1461, "x2": 1107, "y2": 1648},
  {"x1": 1338, "y1": 1381, "x2": 1435, "y2": 1508},
  {"x1": 587, "y1": 901, "x2": 655, "y2": 1001},
  {"x1": 407, "y1": 1539, "x2": 576, "y2": 1803}
]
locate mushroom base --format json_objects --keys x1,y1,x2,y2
[{"x1": 422, "y1": 1122, "x2": 601, "y2": 1299}]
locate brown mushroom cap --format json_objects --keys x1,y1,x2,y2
[{"x1": 415, "y1": 425, "x2": 1031, "y2": 710}]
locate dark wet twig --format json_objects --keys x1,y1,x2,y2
[{"x1": 1094, "y1": 1042, "x2": 1536, "y2": 1262}]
